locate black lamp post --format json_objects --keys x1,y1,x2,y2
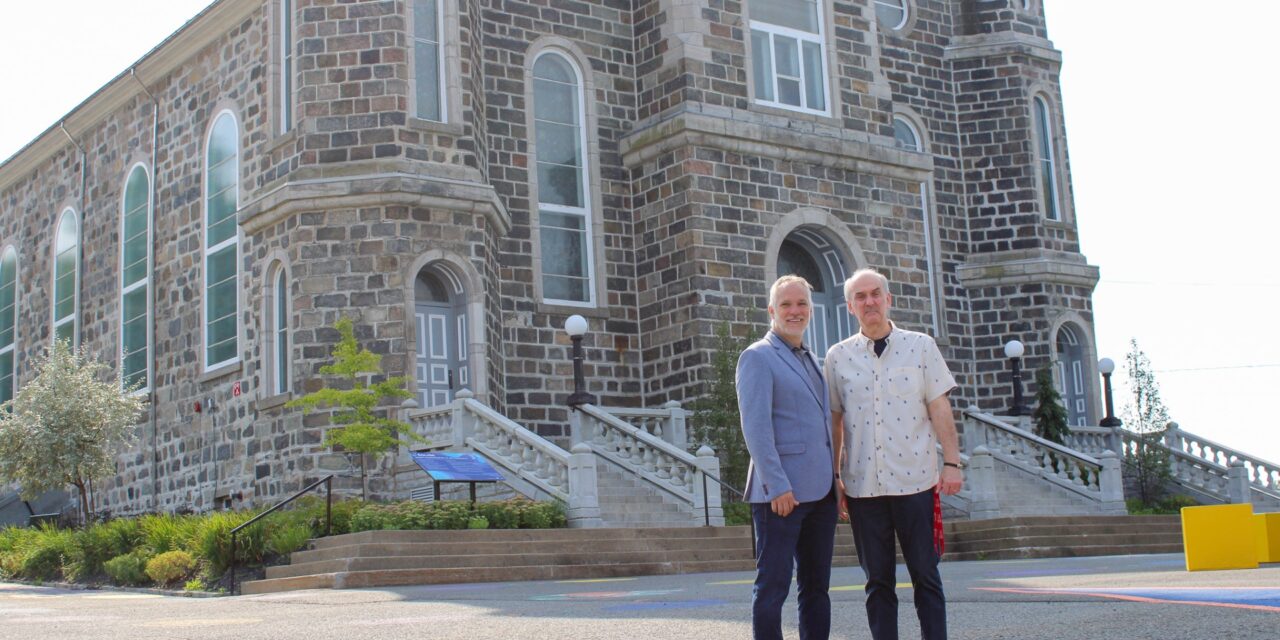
[
  {"x1": 565, "y1": 314, "x2": 596, "y2": 407},
  {"x1": 1098, "y1": 357, "x2": 1122, "y2": 427},
  {"x1": 1004, "y1": 339, "x2": 1027, "y2": 417}
]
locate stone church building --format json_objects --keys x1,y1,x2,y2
[{"x1": 0, "y1": 0, "x2": 1102, "y2": 516}]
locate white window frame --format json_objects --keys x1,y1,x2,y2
[
  {"x1": 268, "y1": 263, "x2": 291, "y2": 395},
  {"x1": 532, "y1": 50, "x2": 597, "y2": 308},
  {"x1": 874, "y1": 0, "x2": 910, "y2": 31},
  {"x1": 748, "y1": 2, "x2": 831, "y2": 116},
  {"x1": 0, "y1": 246, "x2": 18, "y2": 405},
  {"x1": 203, "y1": 110, "x2": 241, "y2": 372},
  {"x1": 1033, "y1": 95, "x2": 1062, "y2": 221},
  {"x1": 280, "y1": 0, "x2": 294, "y2": 133},
  {"x1": 52, "y1": 207, "x2": 80, "y2": 348},
  {"x1": 120, "y1": 162, "x2": 152, "y2": 393},
  {"x1": 893, "y1": 115, "x2": 923, "y2": 152},
  {"x1": 411, "y1": 0, "x2": 447, "y2": 123}
]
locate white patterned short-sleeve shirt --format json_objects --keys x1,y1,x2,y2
[{"x1": 824, "y1": 324, "x2": 956, "y2": 498}]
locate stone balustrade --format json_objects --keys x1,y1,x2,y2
[{"x1": 603, "y1": 401, "x2": 689, "y2": 448}]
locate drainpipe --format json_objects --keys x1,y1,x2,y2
[{"x1": 130, "y1": 67, "x2": 162, "y2": 513}]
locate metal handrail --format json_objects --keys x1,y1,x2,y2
[{"x1": 228, "y1": 474, "x2": 334, "y2": 595}]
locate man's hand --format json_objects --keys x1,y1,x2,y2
[
  {"x1": 939, "y1": 465, "x2": 963, "y2": 495},
  {"x1": 771, "y1": 491, "x2": 799, "y2": 517},
  {"x1": 836, "y1": 478, "x2": 849, "y2": 521}
]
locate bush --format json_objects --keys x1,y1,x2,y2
[
  {"x1": 18, "y1": 524, "x2": 76, "y2": 581},
  {"x1": 348, "y1": 498, "x2": 567, "y2": 533},
  {"x1": 146, "y1": 550, "x2": 197, "y2": 586},
  {"x1": 0, "y1": 526, "x2": 38, "y2": 578},
  {"x1": 67, "y1": 518, "x2": 142, "y2": 581},
  {"x1": 475, "y1": 500, "x2": 520, "y2": 530},
  {"x1": 1127, "y1": 494, "x2": 1199, "y2": 515},
  {"x1": 139, "y1": 513, "x2": 201, "y2": 555},
  {"x1": 190, "y1": 510, "x2": 264, "y2": 575},
  {"x1": 723, "y1": 502, "x2": 751, "y2": 526},
  {"x1": 518, "y1": 500, "x2": 565, "y2": 529},
  {"x1": 183, "y1": 578, "x2": 205, "y2": 592},
  {"x1": 266, "y1": 523, "x2": 313, "y2": 557},
  {"x1": 467, "y1": 516, "x2": 489, "y2": 530},
  {"x1": 104, "y1": 551, "x2": 151, "y2": 586}
]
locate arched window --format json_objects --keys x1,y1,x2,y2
[
  {"x1": 893, "y1": 115, "x2": 922, "y2": 152},
  {"x1": 1033, "y1": 95, "x2": 1062, "y2": 221},
  {"x1": 413, "y1": 0, "x2": 444, "y2": 122},
  {"x1": 533, "y1": 51, "x2": 595, "y2": 306},
  {"x1": 748, "y1": 0, "x2": 828, "y2": 113},
  {"x1": 280, "y1": 0, "x2": 294, "y2": 132},
  {"x1": 776, "y1": 231, "x2": 852, "y2": 360},
  {"x1": 874, "y1": 0, "x2": 909, "y2": 31},
  {"x1": 121, "y1": 164, "x2": 151, "y2": 391},
  {"x1": 266, "y1": 264, "x2": 291, "y2": 395},
  {"x1": 205, "y1": 111, "x2": 240, "y2": 370},
  {"x1": 0, "y1": 247, "x2": 17, "y2": 405},
  {"x1": 53, "y1": 208, "x2": 79, "y2": 346}
]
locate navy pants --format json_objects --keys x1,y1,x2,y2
[
  {"x1": 751, "y1": 490, "x2": 838, "y2": 640},
  {"x1": 846, "y1": 489, "x2": 946, "y2": 640}
]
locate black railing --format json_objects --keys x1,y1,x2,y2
[{"x1": 228, "y1": 475, "x2": 334, "y2": 595}]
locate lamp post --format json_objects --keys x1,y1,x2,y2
[
  {"x1": 1097, "y1": 357, "x2": 1122, "y2": 427},
  {"x1": 1004, "y1": 339, "x2": 1026, "y2": 417},
  {"x1": 565, "y1": 314, "x2": 596, "y2": 407}
]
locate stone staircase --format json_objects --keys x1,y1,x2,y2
[
  {"x1": 987, "y1": 463, "x2": 1099, "y2": 516},
  {"x1": 595, "y1": 465, "x2": 699, "y2": 528},
  {"x1": 241, "y1": 515, "x2": 1186, "y2": 595}
]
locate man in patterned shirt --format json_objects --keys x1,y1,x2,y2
[{"x1": 824, "y1": 268, "x2": 963, "y2": 640}]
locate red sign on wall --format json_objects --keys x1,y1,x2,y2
[{"x1": 232, "y1": 381, "x2": 242, "y2": 397}]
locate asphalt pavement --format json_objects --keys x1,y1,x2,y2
[{"x1": 1, "y1": 554, "x2": 1276, "y2": 639}]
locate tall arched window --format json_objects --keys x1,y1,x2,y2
[
  {"x1": 413, "y1": 0, "x2": 444, "y2": 122},
  {"x1": 893, "y1": 115, "x2": 922, "y2": 152},
  {"x1": 280, "y1": 0, "x2": 294, "y2": 132},
  {"x1": 205, "y1": 111, "x2": 240, "y2": 370},
  {"x1": 533, "y1": 51, "x2": 595, "y2": 306},
  {"x1": 53, "y1": 208, "x2": 79, "y2": 346},
  {"x1": 121, "y1": 164, "x2": 151, "y2": 391},
  {"x1": 1033, "y1": 95, "x2": 1062, "y2": 221},
  {"x1": 266, "y1": 264, "x2": 291, "y2": 395},
  {"x1": 0, "y1": 247, "x2": 17, "y2": 405}
]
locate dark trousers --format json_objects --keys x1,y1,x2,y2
[
  {"x1": 846, "y1": 489, "x2": 946, "y2": 640},
  {"x1": 751, "y1": 490, "x2": 838, "y2": 640}
]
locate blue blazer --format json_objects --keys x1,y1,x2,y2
[{"x1": 736, "y1": 331, "x2": 836, "y2": 503}]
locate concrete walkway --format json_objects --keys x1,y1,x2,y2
[{"x1": 1, "y1": 554, "x2": 1276, "y2": 639}]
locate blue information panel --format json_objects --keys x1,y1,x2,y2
[{"x1": 410, "y1": 452, "x2": 505, "y2": 482}]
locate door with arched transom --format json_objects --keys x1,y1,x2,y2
[
  {"x1": 776, "y1": 230, "x2": 852, "y2": 362},
  {"x1": 415, "y1": 268, "x2": 468, "y2": 408},
  {"x1": 1055, "y1": 325, "x2": 1088, "y2": 426}
]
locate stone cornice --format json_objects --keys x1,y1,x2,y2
[
  {"x1": 956, "y1": 250, "x2": 1099, "y2": 290},
  {"x1": 621, "y1": 108, "x2": 933, "y2": 181},
  {"x1": 0, "y1": 0, "x2": 261, "y2": 193},
  {"x1": 239, "y1": 160, "x2": 511, "y2": 236},
  {"x1": 945, "y1": 31, "x2": 1062, "y2": 63}
]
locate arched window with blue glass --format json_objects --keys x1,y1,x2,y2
[
  {"x1": 0, "y1": 247, "x2": 17, "y2": 405},
  {"x1": 204, "y1": 111, "x2": 240, "y2": 370},
  {"x1": 776, "y1": 230, "x2": 853, "y2": 361},
  {"x1": 53, "y1": 208, "x2": 79, "y2": 347}
]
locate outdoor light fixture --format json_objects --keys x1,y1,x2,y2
[
  {"x1": 565, "y1": 314, "x2": 596, "y2": 407},
  {"x1": 1098, "y1": 357, "x2": 1122, "y2": 427},
  {"x1": 1004, "y1": 339, "x2": 1027, "y2": 417}
]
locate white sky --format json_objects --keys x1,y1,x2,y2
[{"x1": 0, "y1": 1, "x2": 1276, "y2": 464}]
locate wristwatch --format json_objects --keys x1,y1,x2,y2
[{"x1": 943, "y1": 461, "x2": 965, "y2": 470}]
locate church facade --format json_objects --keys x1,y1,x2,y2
[{"x1": 0, "y1": 0, "x2": 1102, "y2": 515}]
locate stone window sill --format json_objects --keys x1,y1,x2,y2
[
  {"x1": 407, "y1": 117, "x2": 465, "y2": 137},
  {"x1": 255, "y1": 391, "x2": 293, "y2": 411},
  {"x1": 199, "y1": 361, "x2": 243, "y2": 384},
  {"x1": 267, "y1": 128, "x2": 299, "y2": 155}
]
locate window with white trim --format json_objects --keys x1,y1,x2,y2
[
  {"x1": 269, "y1": 265, "x2": 290, "y2": 395},
  {"x1": 205, "y1": 112, "x2": 240, "y2": 370},
  {"x1": 893, "y1": 115, "x2": 922, "y2": 152},
  {"x1": 121, "y1": 164, "x2": 151, "y2": 391},
  {"x1": 748, "y1": 0, "x2": 828, "y2": 114},
  {"x1": 413, "y1": 0, "x2": 444, "y2": 122},
  {"x1": 533, "y1": 51, "x2": 595, "y2": 306},
  {"x1": 874, "y1": 0, "x2": 909, "y2": 30},
  {"x1": 0, "y1": 247, "x2": 16, "y2": 405},
  {"x1": 280, "y1": 0, "x2": 294, "y2": 132},
  {"x1": 53, "y1": 208, "x2": 79, "y2": 347},
  {"x1": 1033, "y1": 95, "x2": 1061, "y2": 221}
]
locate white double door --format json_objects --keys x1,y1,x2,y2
[{"x1": 415, "y1": 302, "x2": 468, "y2": 408}]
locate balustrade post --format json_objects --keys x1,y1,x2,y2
[
  {"x1": 1098, "y1": 450, "x2": 1127, "y2": 514},
  {"x1": 1227, "y1": 460, "x2": 1252, "y2": 505},
  {"x1": 566, "y1": 443, "x2": 603, "y2": 528},
  {"x1": 695, "y1": 445, "x2": 724, "y2": 526},
  {"x1": 966, "y1": 446, "x2": 1000, "y2": 520},
  {"x1": 569, "y1": 407, "x2": 585, "y2": 446},
  {"x1": 452, "y1": 389, "x2": 475, "y2": 449},
  {"x1": 664, "y1": 400, "x2": 688, "y2": 449}
]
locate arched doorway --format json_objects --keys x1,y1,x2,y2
[
  {"x1": 415, "y1": 265, "x2": 469, "y2": 408},
  {"x1": 776, "y1": 229, "x2": 852, "y2": 361},
  {"x1": 1055, "y1": 324, "x2": 1088, "y2": 426}
]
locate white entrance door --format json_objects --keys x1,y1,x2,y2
[
  {"x1": 1056, "y1": 326, "x2": 1088, "y2": 426},
  {"x1": 416, "y1": 302, "x2": 456, "y2": 408}
]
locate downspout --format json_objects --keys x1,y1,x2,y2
[{"x1": 130, "y1": 67, "x2": 162, "y2": 513}]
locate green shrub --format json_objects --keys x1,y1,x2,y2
[
  {"x1": 1127, "y1": 494, "x2": 1199, "y2": 515},
  {"x1": 18, "y1": 524, "x2": 76, "y2": 581},
  {"x1": 67, "y1": 518, "x2": 142, "y2": 581},
  {"x1": 183, "y1": 578, "x2": 205, "y2": 592},
  {"x1": 519, "y1": 500, "x2": 565, "y2": 529},
  {"x1": 475, "y1": 500, "x2": 520, "y2": 529},
  {"x1": 266, "y1": 523, "x2": 312, "y2": 557},
  {"x1": 139, "y1": 513, "x2": 202, "y2": 555},
  {"x1": 723, "y1": 502, "x2": 751, "y2": 526},
  {"x1": 103, "y1": 551, "x2": 151, "y2": 586},
  {"x1": 430, "y1": 501, "x2": 472, "y2": 530},
  {"x1": 467, "y1": 516, "x2": 489, "y2": 530},
  {"x1": 146, "y1": 549, "x2": 197, "y2": 586},
  {"x1": 189, "y1": 510, "x2": 264, "y2": 575},
  {"x1": 0, "y1": 526, "x2": 39, "y2": 578}
]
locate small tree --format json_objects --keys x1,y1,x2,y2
[
  {"x1": 287, "y1": 318, "x2": 422, "y2": 500},
  {"x1": 688, "y1": 321, "x2": 755, "y2": 493},
  {"x1": 0, "y1": 340, "x2": 146, "y2": 522},
  {"x1": 1032, "y1": 365, "x2": 1070, "y2": 445},
  {"x1": 1121, "y1": 339, "x2": 1172, "y2": 508}
]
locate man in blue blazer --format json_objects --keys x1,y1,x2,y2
[{"x1": 737, "y1": 275, "x2": 839, "y2": 640}]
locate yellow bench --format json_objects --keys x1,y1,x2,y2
[
  {"x1": 1181, "y1": 504, "x2": 1258, "y2": 571},
  {"x1": 1258, "y1": 512, "x2": 1280, "y2": 564}
]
